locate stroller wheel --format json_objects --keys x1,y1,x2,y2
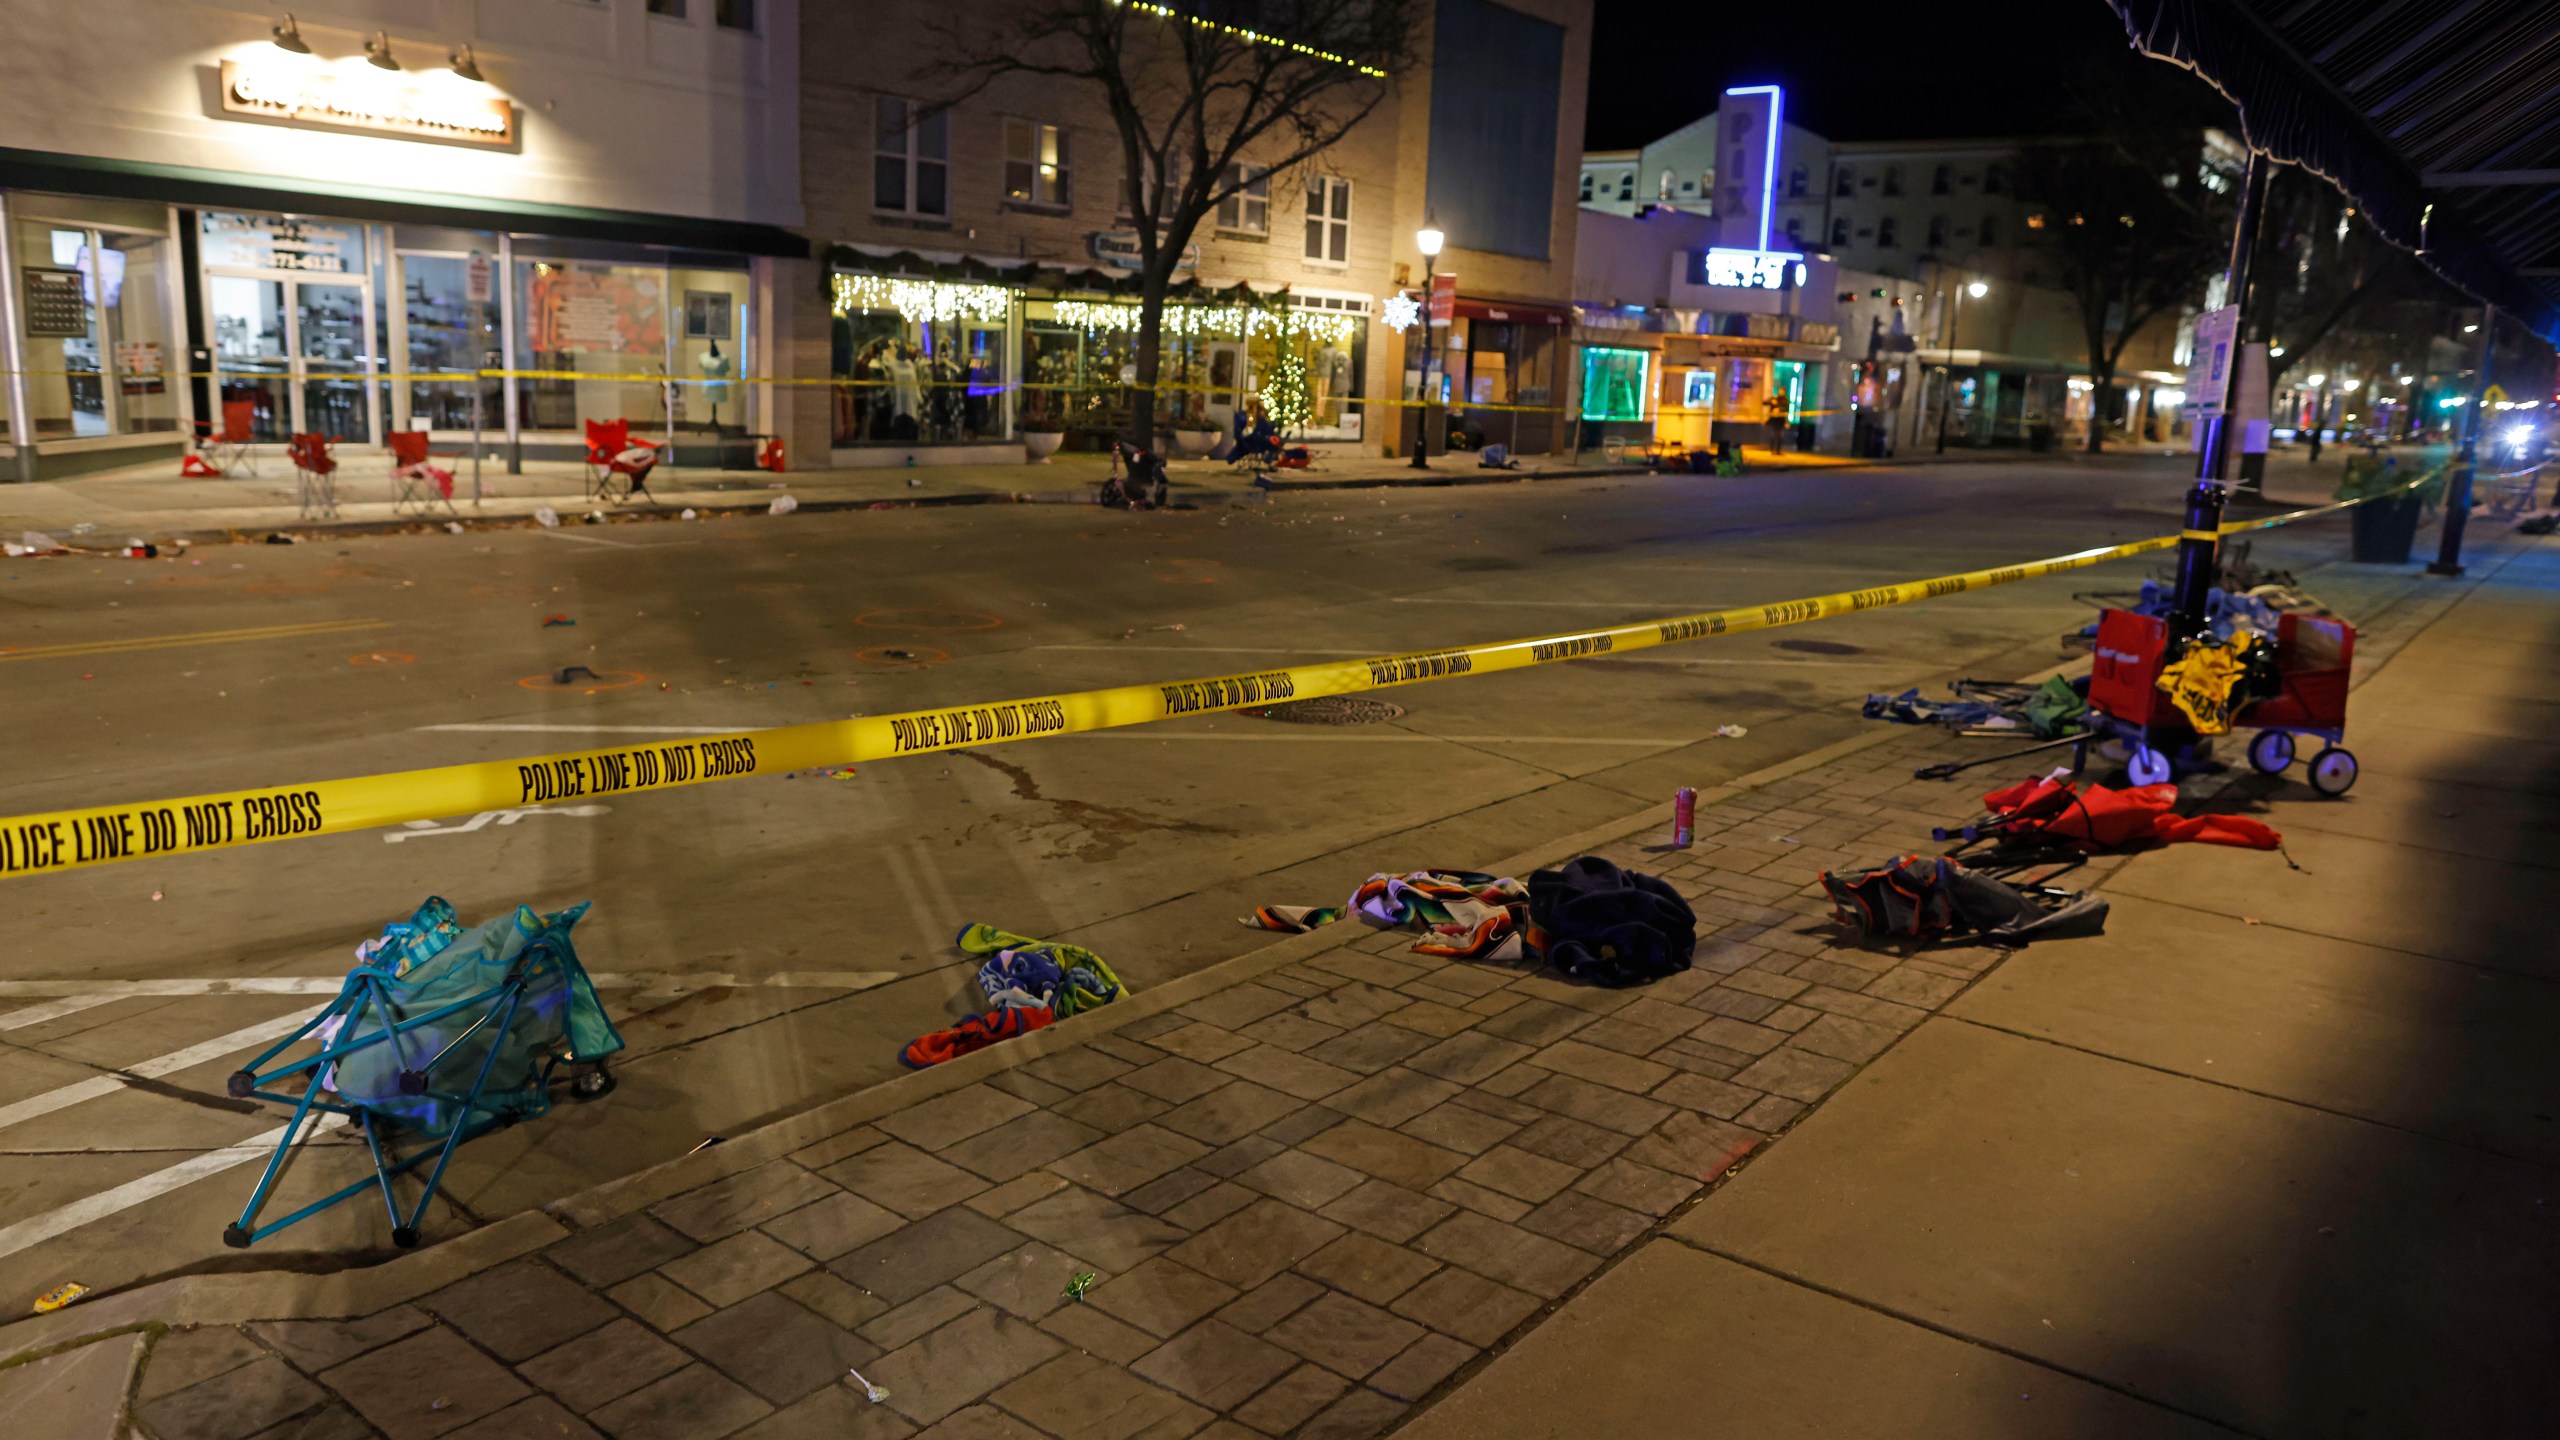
[
  {"x1": 2247, "y1": 730, "x2": 2296, "y2": 775},
  {"x1": 392, "y1": 1226, "x2": 421, "y2": 1249},
  {"x1": 222, "y1": 1224, "x2": 253, "y2": 1250},
  {"x1": 2127, "y1": 745, "x2": 2173, "y2": 787},
  {"x1": 226, "y1": 1070, "x2": 257, "y2": 1099},
  {"x1": 2308, "y1": 747, "x2": 2359, "y2": 797},
  {"x1": 569, "y1": 1063, "x2": 617, "y2": 1102}
]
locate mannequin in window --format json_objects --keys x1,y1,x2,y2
[{"x1": 697, "y1": 338, "x2": 733, "y2": 433}]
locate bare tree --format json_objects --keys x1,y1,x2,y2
[
  {"x1": 2019, "y1": 134, "x2": 2231, "y2": 453},
  {"x1": 2245, "y1": 167, "x2": 2428, "y2": 392},
  {"x1": 929, "y1": 0, "x2": 1424, "y2": 447}
]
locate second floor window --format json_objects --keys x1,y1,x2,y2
[
  {"x1": 1789, "y1": 166, "x2": 1808, "y2": 197},
  {"x1": 1215, "y1": 164, "x2": 1269, "y2": 233},
  {"x1": 1979, "y1": 213, "x2": 1999, "y2": 246},
  {"x1": 874, "y1": 98, "x2": 949, "y2": 218},
  {"x1": 715, "y1": 0, "x2": 754, "y2": 27},
  {"x1": 1830, "y1": 216, "x2": 1850, "y2": 247},
  {"x1": 1878, "y1": 216, "x2": 1899, "y2": 248},
  {"x1": 1883, "y1": 164, "x2": 1904, "y2": 197},
  {"x1": 1658, "y1": 169, "x2": 1675, "y2": 200},
  {"x1": 1927, "y1": 215, "x2": 1948, "y2": 248},
  {"x1": 1834, "y1": 167, "x2": 1854, "y2": 197},
  {"x1": 1985, "y1": 164, "x2": 2008, "y2": 195},
  {"x1": 1578, "y1": 174, "x2": 1593, "y2": 202},
  {"x1": 1618, "y1": 174, "x2": 1634, "y2": 200},
  {"x1": 1004, "y1": 120, "x2": 1070, "y2": 208},
  {"x1": 1931, "y1": 163, "x2": 1951, "y2": 196},
  {"x1": 1784, "y1": 216, "x2": 1804, "y2": 245},
  {"x1": 1305, "y1": 176, "x2": 1351, "y2": 264}
]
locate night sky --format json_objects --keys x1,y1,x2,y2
[{"x1": 1583, "y1": 0, "x2": 2234, "y2": 150}]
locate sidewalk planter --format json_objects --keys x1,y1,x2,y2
[
  {"x1": 2349, "y1": 495, "x2": 2424, "y2": 563},
  {"x1": 1024, "y1": 430, "x2": 1065, "y2": 463}
]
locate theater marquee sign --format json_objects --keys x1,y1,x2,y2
[{"x1": 218, "y1": 60, "x2": 516, "y2": 149}]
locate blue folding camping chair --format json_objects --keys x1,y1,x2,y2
[{"x1": 223, "y1": 897, "x2": 622, "y2": 1249}]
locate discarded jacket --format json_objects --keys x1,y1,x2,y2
[
  {"x1": 958, "y1": 923, "x2": 1126, "y2": 1019},
  {"x1": 1526, "y1": 857, "x2": 1697, "y2": 987},
  {"x1": 900, "y1": 1006, "x2": 1051, "y2": 1069},
  {"x1": 1821, "y1": 856, "x2": 2107, "y2": 945},
  {"x1": 1246, "y1": 870, "x2": 1534, "y2": 961},
  {"x1": 1862, "y1": 677, "x2": 2088, "y2": 739},
  {"x1": 1979, "y1": 776, "x2": 2281, "y2": 851}
]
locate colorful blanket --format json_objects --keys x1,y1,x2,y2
[
  {"x1": 1245, "y1": 870, "x2": 1537, "y2": 961},
  {"x1": 957, "y1": 923, "x2": 1126, "y2": 1019}
]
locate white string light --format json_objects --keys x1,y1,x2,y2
[
  {"x1": 832, "y1": 273, "x2": 1014, "y2": 324},
  {"x1": 1109, "y1": 0, "x2": 1388, "y2": 77},
  {"x1": 1050, "y1": 300, "x2": 1358, "y2": 344}
]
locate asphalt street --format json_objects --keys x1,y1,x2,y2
[{"x1": 0, "y1": 453, "x2": 2448, "y2": 1307}]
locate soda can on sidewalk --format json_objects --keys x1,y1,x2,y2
[{"x1": 1673, "y1": 787, "x2": 1697, "y2": 848}]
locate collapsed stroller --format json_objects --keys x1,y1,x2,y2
[
  {"x1": 223, "y1": 897, "x2": 622, "y2": 1249},
  {"x1": 1103, "y1": 441, "x2": 1170, "y2": 511}
]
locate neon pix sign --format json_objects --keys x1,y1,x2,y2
[{"x1": 1690, "y1": 248, "x2": 1809, "y2": 290}]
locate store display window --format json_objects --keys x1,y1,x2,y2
[
  {"x1": 1581, "y1": 347, "x2": 1649, "y2": 422},
  {"x1": 830, "y1": 273, "x2": 1013, "y2": 447}
]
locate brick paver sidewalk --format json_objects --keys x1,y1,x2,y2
[{"x1": 96, "y1": 716, "x2": 2081, "y2": 1440}]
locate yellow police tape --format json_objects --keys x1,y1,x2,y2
[{"x1": 0, "y1": 487, "x2": 2407, "y2": 880}]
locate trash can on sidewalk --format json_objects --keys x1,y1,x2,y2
[{"x1": 2349, "y1": 495, "x2": 2425, "y2": 563}]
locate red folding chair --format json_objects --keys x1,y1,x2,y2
[
  {"x1": 289, "y1": 433, "x2": 338, "y2": 520},
  {"x1": 584, "y1": 417, "x2": 661, "y2": 503},
  {"x1": 189, "y1": 399, "x2": 261, "y2": 477},
  {"x1": 388, "y1": 430, "x2": 459, "y2": 516}
]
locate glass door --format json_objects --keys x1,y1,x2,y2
[
  {"x1": 295, "y1": 280, "x2": 372, "y2": 443},
  {"x1": 209, "y1": 274, "x2": 291, "y2": 443}
]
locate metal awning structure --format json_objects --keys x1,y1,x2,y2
[{"x1": 2104, "y1": 0, "x2": 2560, "y2": 340}]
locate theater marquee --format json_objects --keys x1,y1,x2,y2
[{"x1": 218, "y1": 60, "x2": 516, "y2": 149}]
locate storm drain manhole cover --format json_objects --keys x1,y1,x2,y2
[{"x1": 1242, "y1": 696, "x2": 1407, "y2": 725}]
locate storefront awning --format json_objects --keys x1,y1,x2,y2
[
  {"x1": 2104, "y1": 0, "x2": 2560, "y2": 340},
  {"x1": 0, "y1": 146, "x2": 810, "y2": 258}
]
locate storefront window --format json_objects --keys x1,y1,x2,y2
[
  {"x1": 394, "y1": 251, "x2": 501, "y2": 432},
  {"x1": 515, "y1": 255, "x2": 669, "y2": 436},
  {"x1": 1017, "y1": 295, "x2": 1362, "y2": 443},
  {"x1": 672, "y1": 265, "x2": 750, "y2": 435},
  {"x1": 11, "y1": 217, "x2": 180, "y2": 440},
  {"x1": 831, "y1": 273, "x2": 1012, "y2": 447},
  {"x1": 1581, "y1": 347, "x2": 1649, "y2": 421}
]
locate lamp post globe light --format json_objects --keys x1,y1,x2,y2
[{"x1": 1410, "y1": 225, "x2": 1444, "y2": 469}]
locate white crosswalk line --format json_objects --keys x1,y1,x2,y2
[
  {"x1": 0, "y1": 994, "x2": 122, "y2": 1031},
  {"x1": 0, "y1": 1114, "x2": 349, "y2": 1262},
  {"x1": 0, "y1": 1012, "x2": 312, "y2": 1134}
]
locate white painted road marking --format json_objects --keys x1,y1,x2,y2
[
  {"x1": 382, "y1": 804, "x2": 614, "y2": 841},
  {"x1": 0, "y1": 994, "x2": 122, "y2": 1032},
  {"x1": 0, "y1": 1012, "x2": 311, "y2": 1134},
  {"x1": 0, "y1": 1113, "x2": 349, "y2": 1262}
]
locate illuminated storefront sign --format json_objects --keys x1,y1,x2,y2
[
  {"x1": 219, "y1": 60, "x2": 516, "y2": 149},
  {"x1": 1689, "y1": 247, "x2": 1808, "y2": 290}
]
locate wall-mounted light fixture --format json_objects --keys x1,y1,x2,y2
[
  {"x1": 364, "y1": 31, "x2": 401, "y2": 70},
  {"x1": 449, "y1": 43, "x2": 485, "y2": 82},
  {"x1": 270, "y1": 13, "x2": 311, "y2": 53}
]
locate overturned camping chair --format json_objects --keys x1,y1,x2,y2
[{"x1": 223, "y1": 897, "x2": 621, "y2": 1249}]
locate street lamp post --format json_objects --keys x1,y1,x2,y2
[
  {"x1": 1410, "y1": 225, "x2": 1443, "y2": 470},
  {"x1": 1935, "y1": 275, "x2": 1987, "y2": 454}
]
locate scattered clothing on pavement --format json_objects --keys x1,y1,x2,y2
[
  {"x1": 1976, "y1": 774, "x2": 2282, "y2": 851},
  {"x1": 1864, "y1": 677, "x2": 2088, "y2": 737},
  {"x1": 1246, "y1": 870, "x2": 1535, "y2": 960},
  {"x1": 899, "y1": 924, "x2": 1127, "y2": 1068}
]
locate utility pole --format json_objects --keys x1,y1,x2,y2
[{"x1": 2202, "y1": 150, "x2": 2270, "y2": 488}]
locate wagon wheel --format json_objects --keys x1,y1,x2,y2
[
  {"x1": 2247, "y1": 730, "x2": 2296, "y2": 775},
  {"x1": 2308, "y1": 747, "x2": 2359, "y2": 797}
]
